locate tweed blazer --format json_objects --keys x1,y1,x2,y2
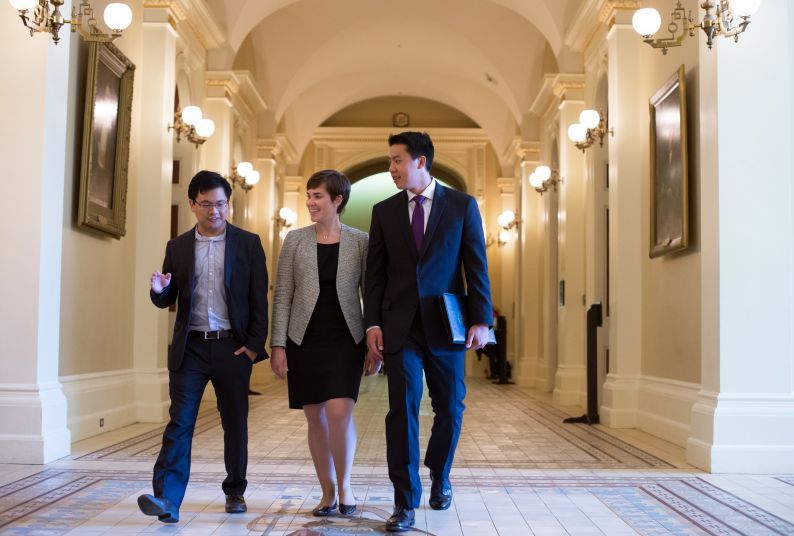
[{"x1": 271, "y1": 223, "x2": 368, "y2": 347}]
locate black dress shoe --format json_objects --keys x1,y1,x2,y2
[
  {"x1": 225, "y1": 494, "x2": 247, "y2": 513},
  {"x1": 312, "y1": 500, "x2": 337, "y2": 516},
  {"x1": 429, "y1": 473, "x2": 453, "y2": 510},
  {"x1": 339, "y1": 503, "x2": 357, "y2": 515},
  {"x1": 386, "y1": 506, "x2": 415, "y2": 532},
  {"x1": 137, "y1": 494, "x2": 179, "y2": 523}
]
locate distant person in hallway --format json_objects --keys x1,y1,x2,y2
[
  {"x1": 138, "y1": 170, "x2": 269, "y2": 523},
  {"x1": 270, "y1": 170, "x2": 370, "y2": 517},
  {"x1": 364, "y1": 131, "x2": 493, "y2": 532}
]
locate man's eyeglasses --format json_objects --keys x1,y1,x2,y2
[{"x1": 193, "y1": 200, "x2": 229, "y2": 210}]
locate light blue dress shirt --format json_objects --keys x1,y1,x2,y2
[{"x1": 188, "y1": 228, "x2": 231, "y2": 332}]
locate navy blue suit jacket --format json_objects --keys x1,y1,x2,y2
[
  {"x1": 364, "y1": 183, "x2": 493, "y2": 354},
  {"x1": 151, "y1": 223, "x2": 269, "y2": 371}
]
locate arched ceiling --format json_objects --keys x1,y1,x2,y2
[{"x1": 206, "y1": 0, "x2": 582, "y2": 164}]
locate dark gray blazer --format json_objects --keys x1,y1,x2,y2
[{"x1": 271, "y1": 224, "x2": 368, "y2": 347}]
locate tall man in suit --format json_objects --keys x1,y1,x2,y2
[
  {"x1": 137, "y1": 171, "x2": 269, "y2": 523},
  {"x1": 364, "y1": 132, "x2": 493, "y2": 532}
]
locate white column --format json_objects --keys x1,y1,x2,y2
[
  {"x1": 688, "y1": 0, "x2": 794, "y2": 472},
  {"x1": 249, "y1": 143, "x2": 278, "y2": 389},
  {"x1": 496, "y1": 177, "x2": 518, "y2": 376},
  {"x1": 131, "y1": 6, "x2": 178, "y2": 422},
  {"x1": 0, "y1": 2, "x2": 73, "y2": 463},
  {"x1": 514, "y1": 157, "x2": 544, "y2": 387},
  {"x1": 600, "y1": 12, "x2": 644, "y2": 427},
  {"x1": 201, "y1": 77, "x2": 234, "y2": 174},
  {"x1": 554, "y1": 99, "x2": 588, "y2": 407}
]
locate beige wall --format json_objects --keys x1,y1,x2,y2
[
  {"x1": 636, "y1": 0, "x2": 702, "y2": 384},
  {"x1": 59, "y1": 1, "x2": 146, "y2": 377}
]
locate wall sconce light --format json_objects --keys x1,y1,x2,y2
[
  {"x1": 276, "y1": 207, "x2": 297, "y2": 228},
  {"x1": 632, "y1": 0, "x2": 760, "y2": 55},
  {"x1": 227, "y1": 161, "x2": 260, "y2": 193},
  {"x1": 9, "y1": 0, "x2": 132, "y2": 45},
  {"x1": 168, "y1": 105, "x2": 215, "y2": 148},
  {"x1": 494, "y1": 210, "x2": 519, "y2": 246},
  {"x1": 567, "y1": 109, "x2": 613, "y2": 152},
  {"x1": 497, "y1": 210, "x2": 519, "y2": 230},
  {"x1": 528, "y1": 165, "x2": 562, "y2": 195}
]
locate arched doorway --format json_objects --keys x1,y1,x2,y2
[{"x1": 340, "y1": 159, "x2": 466, "y2": 233}]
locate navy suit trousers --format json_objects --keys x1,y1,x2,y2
[
  {"x1": 152, "y1": 333, "x2": 252, "y2": 509},
  {"x1": 384, "y1": 313, "x2": 466, "y2": 508}
]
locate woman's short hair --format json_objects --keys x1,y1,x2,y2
[{"x1": 306, "y1": 169, "x2": 352, "y2": 214}]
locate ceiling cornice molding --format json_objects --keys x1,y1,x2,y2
[
  {"x1": 312, "y1": 127, "x2": 490, "y2": 145},
  {"x1": 205, "y1": 71, "x2": 267, "y2": 117},
  {"x1": 503, "y1": 138, "x2": 540, "y2": 166},
  {"x1": 599, "y1": 0, "x2": 642, "y2": 26},
  {"x1": 530, "y1": 74, "x2": 585, "y2": 119},
  {"x1": 275, "y1": 134, "x2": 299, "y2": 165},
  {"x1": 565, "y1": 0, "x2": 641, "y2": 52},
  {"x1": 145, "y1": 0, "x2": 226, "y2": 50}
]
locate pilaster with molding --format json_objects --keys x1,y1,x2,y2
[
  {"x1": 511, "y1": 141, "x2": 544, "y2": 388},
  {"x1": 131, "y1": 3, "x2": 180, "y2": 423},
  {"x1": 600, "y1": 8, "x2": 644, "y2": 429}
]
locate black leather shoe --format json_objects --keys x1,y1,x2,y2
[
  {"x1": 312, "y1": 500, "x2": 337, "y2": 516},
  {"x1": 429, "y1": 473, "x2": 453, "y2": 510},
  {"x1": 386, "y1": 506, "x2": 415, "y2": 532},
  {"x1": 339, "y1": 503, "x2": 357, "y2": 515},
  {"x1": 225, "y1": 494, "x2": 247, "y2": 513},
  {"x1": 137, "y1": 494, "x2": 179, "y2": 523}
]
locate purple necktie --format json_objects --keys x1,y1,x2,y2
[{"x1": 411, "y1": 195, "x2": 426, "y2": 253}]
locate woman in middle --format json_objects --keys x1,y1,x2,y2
[{"x1": 270, "y1": 169, "x2": 371, "y2": 517}]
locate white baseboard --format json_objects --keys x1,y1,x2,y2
[
  {"x1": 553, "y1": 364, "x2": 585, "y2": 406},
  {"x1": 687, "y1": 390, "x2": 794, "y2": 473},
  {"x1": 60, "y1": 370, "x2": 138, "y2": 442},
  {"x1": 0, "y1": 381, "x2": 71, "y2": 463},
  {"x1": 511, "y1": 355, "x2": 539, "y2": 387},
  {"x1": 600, "y1": 373, "x2": 639, "y2": 428},
  {"x1": 635, "y1": 376, "x2": 699, "y2": 447},
  {"x1": 134, "y1": 368, "x2": 170, "y2": 422}
]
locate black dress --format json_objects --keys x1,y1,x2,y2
[{"x1": 286, "y1": 242, "x2": 366, "y2": 409}]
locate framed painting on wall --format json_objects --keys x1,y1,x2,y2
[
  {"x1": 77, "y1": 41, "x2": 135, "y2": 238},
  {"x1": 649, "y1": 64, "x2": 689, "y2": 258}
]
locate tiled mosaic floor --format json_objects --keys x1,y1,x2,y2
[{"x1": 1, "y1": 377, "x2": 793, "y2": 535}]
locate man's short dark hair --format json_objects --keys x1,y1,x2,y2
[
  {"x1": 188, "y1": 170, "x2": 232, "y2": 201},
  {"x1": 306, "y1": 170, "x2": 352, "y2": 214},
  {"x1": 389, "y1": 131, "x2": 434, "y2": 172}
]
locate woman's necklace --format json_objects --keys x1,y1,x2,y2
[{"x1": 317, "y1": 221, "x2": 340, "y2": 241}]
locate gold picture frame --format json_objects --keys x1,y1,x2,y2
[
  {"x1": 649, "y1": 64, "x2": 689, "y2": 258},
  {"x1": 78, "y1": 41, "x2": 135, "y2": 238}
]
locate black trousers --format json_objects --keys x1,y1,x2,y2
[
  {"x1": 384, "y1": 315, "x2": 466, "y2": 508},
  {"x1": 152, "y1": 333, "x2": 252, "y2": 509}
]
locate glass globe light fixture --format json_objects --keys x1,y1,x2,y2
[
  {"x1": 579, "y1": 109, "x2": 601, "y2": 130},
  {"x1": 104, "y1": 3, "x2": 133, "y2": 31},
  {"x1": 181, "y1": 106, "x2": 202, "y2": 126},
  {"x1": 632, "y1": 8, "x2": 662, "y2": 37},
  {"x1": 236, "y1": 161, "x2": 253, "y2": 177},
  {"x1": 529, "y1": 173, "x2": 543, "y2": 189},
  {"x1": 732, "y1": 0, "x2": 761, "y2": 17},
  {"x1": 9, "y1": 0, "x2": 38, "y2": 10},
  {"x1": 567, "y1": 123, "x2": 587, "y2": 143},
  {"x1": 535, "y1": 166, "x2": 552, "y2": 182},
  {"x1": 244, "y1": 170, "x2": 260, "y2": 186},
  {"x1": 194, "y1": 118, "x2": 215, "y2": 138},
  {"x1": 497, "y1": 210, "x2": 515, "y2": 229}
]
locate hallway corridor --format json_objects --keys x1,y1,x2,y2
[{"x1": 1, "y1": 377, "x2": 793, "y2": 535}]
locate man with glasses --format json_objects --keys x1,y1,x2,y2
[{"x1": 137, "y1": 170, "x2": 269, "y2": 523}]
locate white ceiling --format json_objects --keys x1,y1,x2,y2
[{"x1": 205, "y1": 0, "x2": 584, "y2": 162}]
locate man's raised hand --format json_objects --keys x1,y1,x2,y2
[{"x1": 151, "y1": 271, "x2": 172, "y2": 294}]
